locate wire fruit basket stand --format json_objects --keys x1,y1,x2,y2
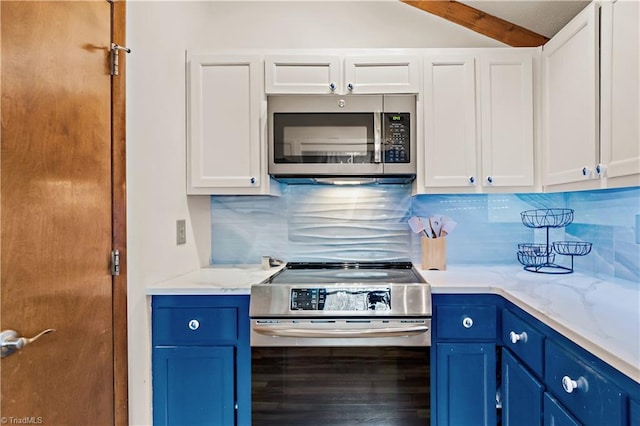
[{"x1": 518, "y1": 209, "x2": 592, "y2": 274}]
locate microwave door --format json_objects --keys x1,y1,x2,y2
[{"x1": 272, "y1": 112, "x2": 383, "y2": 175}]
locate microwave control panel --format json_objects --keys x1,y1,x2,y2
[{"x1": 383, "y1": 113, "x2": 410, "y2": 163}]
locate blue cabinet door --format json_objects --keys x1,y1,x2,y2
[
  {"x1": 502, "y1": 348, "x2": 544, "y2": 426},
  {"x1": 435, "y1": 342, "x2": 497, "y2": 426},
  {"x1": 543, "y1": 393, "x2": 580, "y2": 426},
  {"x1": 153, "y1": 345, "x2": 235, "y2": 426},
  {"x1": 630, "y1": 399, "x2": 640, "y2": 426}
]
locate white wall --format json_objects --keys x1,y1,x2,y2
[{"x1": 126, "y1": 2, "x2": 502, "y2": 424}]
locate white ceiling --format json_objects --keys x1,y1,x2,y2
[{"x1": 459, "y1": 0, "x2": 591, "y2": 38}]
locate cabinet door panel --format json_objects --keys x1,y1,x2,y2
[
  {"x1": 435, "y1": 342, "x2": 496, "y2": 426},
  {"x1": 543, "y1": 393, "x2": 581, "y2": 426},
  {"x1": 423, "y1": 55, "x2": 477, "y2": 188},
  {"x1": 265, "y1": 55, "x2": 341, "y2": 94},
  {"x1": 436, "y1": 305, "x2": 497, "y2": 340},
  {"x1": 600, "y1": 0, "x2": 640, "y2": 181},
  {"x1": 480, "y1": 53, "x2": 534, "y2": 187},
  {"x1": 344, "y1": 55, "x2": 420, "y2": 94},
  {"x1": 187, "y1": 54, "x2": 263, "y2": 193},
  {"x1": 630, "y1": 399, "x2": 640, "y2": 426},
  {"x1": 153, "y1": 346, "x2": 235, "y2": 426},
  {"x1": 502, "y1": 309, "x2": 544, "y2": 377},
  {"x1": 542, "y1": 3, "x2": 599, "y2": 187},
  {"x1": 502, "y1": 348, "x2": 544, "y2": 426},
  {"x1": 544, "y1": 339, "x2": 624, "y2": 426}
]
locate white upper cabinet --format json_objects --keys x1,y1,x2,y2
[
  {"x1": 599, "y1": 0, "x2": 640, "y2": 186},
  {"x1": 479, "y1": 52, "x2": 534, "y2": 188},
  {"x1": 542, "y1": 3, "x2": 600, "y2": 188},
  {"x1": 423, "y1": 54, "x2": 478, "y2": 189},
  {"x1": 187, "y1": 53, "x2": 271, "y2": 195},
  {"x1": 421, "y1": 50, "x2": 536, "y2": 193},
  {"x1": 265, "y1": 54, "x2": 420, "y2": 94},
  {"x1": 264, "y1": 55, "x2": 341, "y2": 94},
  {"x1": 343, "y1": 55, "x2": 420, "y2": 94}
]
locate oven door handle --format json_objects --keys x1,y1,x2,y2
[{"x1": 252, "y1": 324, "x2": 429, "y2": 338}]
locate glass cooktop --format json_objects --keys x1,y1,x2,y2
[{"x1": 265, "y1": 262, "x2": 425, "y2": 285}]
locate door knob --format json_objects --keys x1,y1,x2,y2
[{"x1": 1, "y1": 328, "x2": 56, "y2": 358}]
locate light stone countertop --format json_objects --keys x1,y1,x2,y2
[{"x1": 147, "y1": 263, "x2": 640, "y2": 384}]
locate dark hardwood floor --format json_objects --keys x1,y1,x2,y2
[{"x1": 252, "y1": 347, "x2": 430, "y2": 426}]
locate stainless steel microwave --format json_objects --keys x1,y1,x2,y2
[{"x1": 268, "y1": 94, "x2": 416, "y2": 183}]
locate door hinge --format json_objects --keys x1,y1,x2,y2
[
  {"x1": 111, "y1": 249, "x2": 120, "y2": 276},
  {"x1": 110, "y1": 43, "x2": 131, "y2": 76}
]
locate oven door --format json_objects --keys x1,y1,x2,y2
[{"x1": 251, "y1": 318, "x2": 431, "y2": 426}]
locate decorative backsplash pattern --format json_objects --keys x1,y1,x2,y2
[{"x1": 211, "y1": 185, "x2": 640, "y2": 282}]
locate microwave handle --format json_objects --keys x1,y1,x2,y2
[{"x1": 374, "y1": 112, "x2": 382, "y2": 163}]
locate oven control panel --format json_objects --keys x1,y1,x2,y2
[{"x1": 291, "y1": 287, "x2": 391, "y2": 311}]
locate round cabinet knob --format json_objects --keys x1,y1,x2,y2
[
  {"x1": 582, "y1": 166, "x2": 591, "y2": 177},
  {"x1": 188, "y1": 319, "x2": 200, "y2": 331},
  {"x1": 486, "y1": 176, "x2": 493, "y2": 184},
  {"x1": 250, "y1": 177, "x2": 256, "y2": 185},
  {"x1": 468, "y1": 176, "x2": 476, "y2": 184},
  {"x1": 562, "y1": 375, "x2": 588, "y2": 394},
  {"x1": 338, "y1": 99, "x2": 346, "y2": 108},
  {"x1": 462, "y1": 316, "x2": 474, "y2": 329},
  {"x1": 509, "y1": 331, "x2": 528, "y2": 344},
  {"x1": 329, "y1": 82, "x2": 336, "y2": 91},
  {"x1": 595, "y1": 163, "x2": 606, "y2": 176},
  {"x1": 347, "y1": 83, "x2": 354, "y2": 92}
]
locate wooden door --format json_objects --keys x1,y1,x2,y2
[{"x1": 1, "y1": 1, "x2": 127, "y2": 424}]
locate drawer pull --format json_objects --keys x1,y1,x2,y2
[
  {"x1": 562, "y1": 375, "x2": 588, "y2": 394},
  {"x1": 509, "y1": 331, "x2": 528, "y2": 344},
  {"x1": 188, "y1": 319, "x2": 200, "y2": 331},
  {"x1": 462, "y1": 316, "x2": 473, "y2": 329}
]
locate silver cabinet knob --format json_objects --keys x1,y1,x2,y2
[
  {"x1": 250, "y1": 177, "x2": 256, "y2": 185},
  {"x1": 462, "y1": 316, "x2": 474, "y2": 328},
  {"x1": 188, "y1": 319, "x2": 200, "y2": 330},
  {"x1": 509, "y1": 331, "x2": 528, "y2": 344},
  {"x1": 468, "y1": 176, "x2": 476, "y2": 184},
  {"x1": 595, "y1": 163, "x2": 605, "y2": 176},
  {"x1": 347, "y1": 83, "x2": 354, "y2": 92},
  {"x1": 486, "y1": 176, "x2": 493, "y2": 184},
  {"x1": 1, "y1": 329, "x2": 56, "y2": 358},
  {"x1": 582, "y1": 166, "x2": 591, "y2": 177},
  {"x1": 329, "y1": 83, "x2": 336, "y2": 91}
]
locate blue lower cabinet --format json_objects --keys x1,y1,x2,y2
[
  {"x1": 435, "y1": 342, "x2": 497, "y2": 426},
  {"x1": 543, "y1": 393, "x2": 581, "y2": 426},
  {"x1": 153, "y1": 346, "x2": 235, "y2": 426},
  {"x1": 502, "y1": 348, "x2": 544, "y2": 426},
  {"x1": 152, "y1": 295, "x2": 251, "y2": 426},
  {"x1": 630, "y1": 400, "x2": 640, "y2": 426}
]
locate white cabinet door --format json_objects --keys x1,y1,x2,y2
[
  {"x1": 542, "y1": 3, "x2": 600, "y2": 187},
  {"x1": 264, "y1": 55, "x2": 341, "y2": 94},
  {"x1": 187, "y1": 53, "x2": 265, "y2": 194},
  {"x1": 479, "y1": 52, "x2": 534, "y2": 188},
  {"x1": 600, "y1": 0, "x2": 640, "y2": 184},
  {"x1": 423, "y1": 55, "x2": 478, "y2": 189},
  {"x1": 265, "y1": 54, "x2": 420, "y2": 94},
  {"x1": 344, "y1": 55, "x2": 420, "y2": 94}
]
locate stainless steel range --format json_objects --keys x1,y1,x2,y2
[{"x1": 249, "y1": 261, "x2": 432, "y2": 347}]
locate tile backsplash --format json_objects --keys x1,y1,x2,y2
[{"x1": 211, "y1": 185, "x2": 640, "y2": 282}]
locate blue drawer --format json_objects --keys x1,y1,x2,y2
[
  {"x1": 502, "y1": 309, "x2": 544, "y2": 377},
  {"x1": 153, "y1": 307, "x2": 238, "y2": 345},
  {"x1": 436, "y1": 305, "x2": 497, "y2": 340},
  {"x1": 545, "y1": 339, "x2": 625, "y2": 426}
]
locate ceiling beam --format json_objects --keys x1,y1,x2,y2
[{"x1": 401, "y1": 0, "x2": 549, "y2": 47}]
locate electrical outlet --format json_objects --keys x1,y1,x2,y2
[{"x1": 176, "y1": 219, "x2": 186, "y2": 245}]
